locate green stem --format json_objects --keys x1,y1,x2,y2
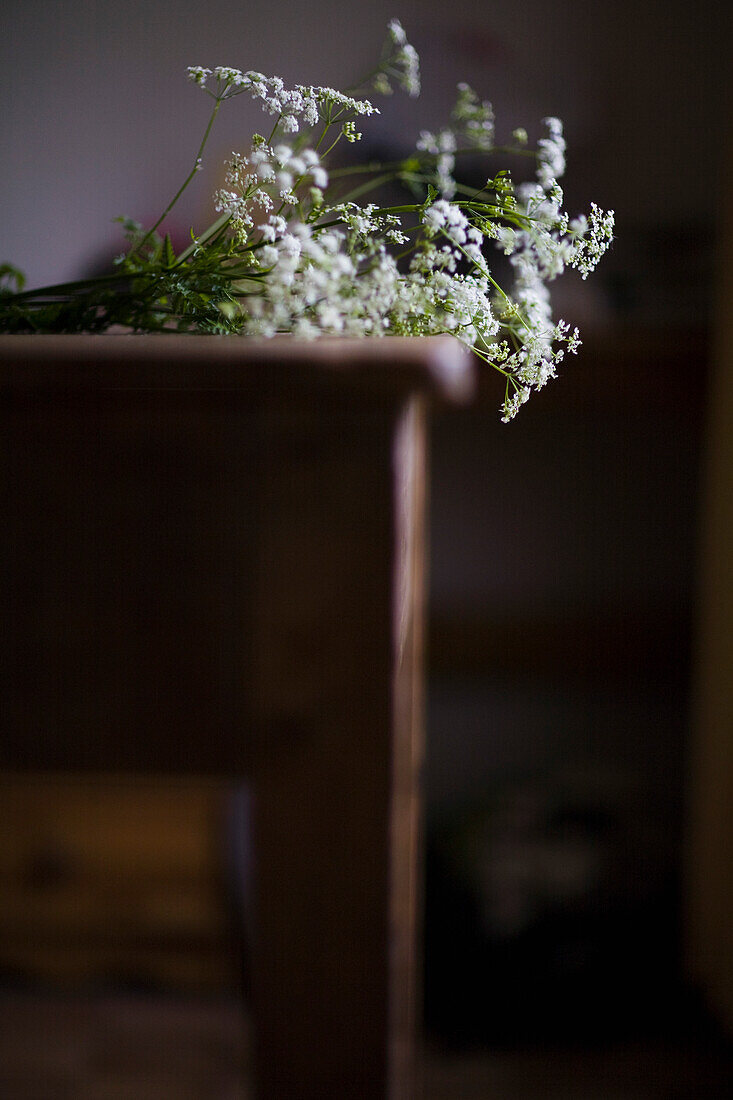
[
  {"x1": 472, "y1": 345, "x2": 513, "y2": 380},
  {"x1": 437, "y1": 226, "x2": 531, "y2": 331},
  {"x1": 10, "y1": 270, "x2": 137, "y2": 300},
  {"x1": 127, "y1": 94, "x2": 225, "y2": 262},
  {"x1": 319, "y1": 129, "x2": 345, "y2": 160},
  {"x1": 174, "y1": 212, "x2": 232, "y2": 265},
  {"x1": 266, "y1": 113, "x2": 283, "y2": 144},
  {"x1": 328, "y1": 160, "x2": 405, "y2": 178},
  {"x1": 314, "y1": 118, "x2": 335, "y2": 152}
]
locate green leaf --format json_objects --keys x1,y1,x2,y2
[
  {"x1": 0, "y1": 263, "x2": 26, "y2": 293},
  {"x1": 163, "y1": 233, "x2": 175, "y2": 267}
]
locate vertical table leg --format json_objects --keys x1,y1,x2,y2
[{"x1": 248, "y1": 397, "x2": 426, "y2": 1099}]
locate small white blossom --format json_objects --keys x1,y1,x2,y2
[
  {"x1": 395, "y1": 43, "x2": 420, "y2": 97},
  {"x1": 278, "y1": 233, "x2": 301, "y2": 258},
  {"x1": 213, "y1": 66, "x2": 245, "y2": 86},
  {"x1": 452, "y1": 83, "x2": 494, "y2": 150},
  {"x1": 388, "y1": 19, "x2": 407, "y2": 45},
  {"x1": 177, "y1": 21, "x2": 613, "y2": 420},
  {"x1": 569, "y1": 203, "x2": 615, "y2": 278},
  {"x1": 259, "y1": 244, "x2": 278, "y2": 266},
  {"x1": 501, "y1": 386, "x2": 531, "y2": 423},
  {"x1": 537, "y1": 116, "x2": 566, "y2": 190},
  {"x1": 187, "y1": 66, "x2": 211, "y2": 87},
  {"x1": 253, "y1": 189, "x2": 273, "y2": 210}
]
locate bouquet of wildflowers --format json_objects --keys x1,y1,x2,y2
[{"x1": 0, "y1": 20, "x2": 613, "y2": 420}]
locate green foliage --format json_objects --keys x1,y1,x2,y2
[{"x1": 0, "y1": 20, "x2": 613, "y2": 421}]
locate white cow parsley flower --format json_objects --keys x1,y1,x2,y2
[{"x1": 4, "y1": 19, "x2": 614, "y2": 424}]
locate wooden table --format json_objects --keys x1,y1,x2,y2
[{"x1": 0, "y1": 335, "x2": 473, "y2": 1099}]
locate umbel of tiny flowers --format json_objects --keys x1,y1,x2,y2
[{"x1": 0, "y1": 19, "x2": 614, "y2": 422}]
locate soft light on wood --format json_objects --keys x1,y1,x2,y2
[{"x1": 0, "y1": 334, "x2": 473, "y2": 1098}]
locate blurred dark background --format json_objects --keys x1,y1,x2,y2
[{"x1": 2, "y1": 1, "x2": 733, "y2": 1095}]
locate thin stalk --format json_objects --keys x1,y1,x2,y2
[
  {"x1": 127, "y1": 94, "x2": 226, "y2": 262},
  {"x1": 267, "y1": 114, "x2": 283, "y2": 143},
  {"x1": 174, "y1": 212, "x2": 232, "y2": 265},
  {"x1": 10, "y1": 271, "x2": 136, "y2": 300}
]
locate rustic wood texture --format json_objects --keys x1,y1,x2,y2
[
  {"x1": 0, "y1": 335, "x2": 468, "y2": 776},
  {"x1": 248, "y1": 395, "x2": 427, "y2": 1098},
  {"x1": 0, "y1": 335, "x2": 472, "y2": 1099},
  {"x1": 390, "y1": 399, "x2": 427, "y2": 1098}
]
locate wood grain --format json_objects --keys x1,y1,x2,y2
[{"x1": 0, "y1": 335, "x2": 472, "y2": 1098}]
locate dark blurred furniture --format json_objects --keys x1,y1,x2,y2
[
  {"x1": 688, "y1": 136, "x2": 733, "y2": 1034},
  {"x1": 0, "y1": 334, "x2": 471, "y2": 1099}
]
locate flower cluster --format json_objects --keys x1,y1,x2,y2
[
  {"x1": 568, "y1": 203, "x2": 616, "y2": 279},
  {"x1": 1, "y1": 19, "x2": 614, "y2": 422},
  {"x1": 213, "y1": 142, "x2": 329, "y2": 234},
  {"x1": 372, "y1": 19, "x2": 421, "y2": 97},
  {"x1": 186, "y1": 64, "x2": 378, "y2": 134},
  {"x1": 417, "y1": 83, "x2": 496, "y2": 199}
]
